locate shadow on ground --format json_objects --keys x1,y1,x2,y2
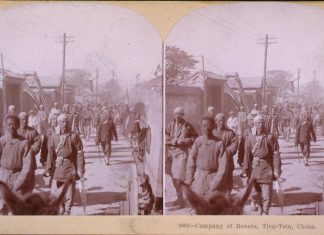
[{"x1": 74, "y1": 191, "x2": 126, "y2": 206}]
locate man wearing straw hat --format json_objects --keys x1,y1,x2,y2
[
  {"x1": 241, "y1": 115, "x2": 281, "y2": 215},
  {"x1": 44, "y1": 113, "x2": 85, "y2": 215}
]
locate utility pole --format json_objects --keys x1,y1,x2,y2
[
  {"x1": 126, "y1": 89, "x2": 129, "y2": 105},
  {"x1": 112, "y1": 70, "x2": 115, "y2": 81},
  {"x1": 1, "y1": 53, "x2": 6, "y2": 115},
  {"x1": 96, "y1": 67, "x2": 99, "y2": 102},
  {"x1": 257, "y1": 34, "x2": 277, "y2": 105},
  {"x1": 314, "y1": 70, "x2": 317, "y2": 89},
  {"x1": 56, "y1": 33, "x2": 74, "y2": 105},
  {"x1": 201, "y1": 55, "x2": 206, "y2": 81},
  {"x1": 297, "y1": 68, "x2": 300, "y2": 103},
  {"x1": 0, "y1": 53, "x2": 4, "y2": 80},
  {"x1": 202, "y1": 55, "x2": 207, "y2": 113}
]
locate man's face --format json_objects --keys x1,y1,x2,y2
[
  {"x1": 6, "y1": 119, "x2": 18, "y2": 135},
  {"x1": 208, "y1": 110, "x2": 215, "y2": 118},
  {"x1": 215, "y1": 116, "x2": 225, "y2": 129},
  {"x1": 51, "y1": 115, "x2": 58, "y2": 127},
  {"x1": 248, "y1": 118, "x2": 254, "y2": 128},
  {"x1": 174, "y1": 112, "x2": 184, "y2": 122},
  {"x1": 255, "y1": 120, "x2": 265, "y2": 132},
  {"x1": 201, "y1": 119, "x2": 213, "y2": 136},
  {"x1": 63, "y1": 106, "x2": 69, "y2": 114},
  {"x1": 8, "y1": 109, "x2": 15, "y2": 115},
  {"x1": 59, "y1": 120, "x2": 70, "y2": 133},
  {"x1": 262, "y1": 107, "x2": 268, "y2": 114},
  {"x1": 19, "y1": 115, "x2": 28, "y2": 128}
]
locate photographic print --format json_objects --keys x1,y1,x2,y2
[
  {"x1": 165, "y1": 2, "x2": 324, "y2": 216},
  {"x1": 0, "y1": 1, "x2": 163, "y2": 216}
]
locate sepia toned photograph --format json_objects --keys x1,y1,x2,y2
[
  {"x1": 0, "y1": 2, "x2": 163, "y2": 216},
  {"x1": 165, "y1": 2, "x2": 324, "y2": 216}
]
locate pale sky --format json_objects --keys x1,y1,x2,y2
[
  {"x1": 0, "y1": 2, "x2": 162, "y2": 89},
  {"x1": 166, "y1": 2, "x2": 324, "y2": 86}
]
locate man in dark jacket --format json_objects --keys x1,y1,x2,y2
[
  {"x1": 295, "y1": 108, "x2": 316, "y2": 166},
  {"x1": 96, "y1": 112, "x2": 118, "y2": 165},
  {"x1": 213, "y1": 113, "x2": 238, "y2": 194},
  {"x1": 18, "y1": 112, "x2": 42, "y2": 193},
  {"x1": 45, "y1": 114, "x2": 85, "y2": 215},
  {"x1": 0, "y1": 115, "x2": 33, "y2": 214},
  {"x1": 237, "y1": 113, "x2": 255, "y2": 167},
  {"x1": 242, "y1": 115, "x2": 281, "y2": 215},
  {"x1": 40, "y1": 110, "x2": 60, "y2": 167}
]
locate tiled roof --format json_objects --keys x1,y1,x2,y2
[{"x1": 166, "y1": 70, "x2": 225, "y2": 88}]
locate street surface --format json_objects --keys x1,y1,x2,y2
[
  {"x1": 33, "y1": 127, "x2": 137, "y2": 215},
  {"x1": 165, "y1": 130, "x2": 324, "y2": 215}
]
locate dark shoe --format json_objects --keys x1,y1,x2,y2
[
  {"x1": 169, "y1": 197, "x2": 185, "y2": 208},
  {"x1": 250, "y1": 201, "x2": 258, "y2": 211}
]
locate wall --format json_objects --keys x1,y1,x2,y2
[
  {"x1": 166, "y1": 85, "x2": 203, "y2": 133},
  {"x1": 130, "y1": 85, "x2": 163, "y2": 198}
]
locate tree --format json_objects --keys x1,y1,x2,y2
[
  {"x1": 165, "y1": 45, "x2": 199, "y2": 80},
  {"x1": 65, "y1": 69, "x2": 91, "y2": 94},
  {"x1": 301, "y1": 80, "x2": 324, "y2": 104},
  {"x1": 266, "y1": 70, "x2": 293, "y2": 96},
  {"x1": 102, "y1": 78, "x2": 123, "y2": 104}
]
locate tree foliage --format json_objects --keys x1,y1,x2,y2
[
  {"x1": 302, "y1": 80, "x2": 324, "y2": 104},
  {"x1": 165, "y1": 45, "x2": 199, "y2": 80},
  {"x1": 102, "y1": 78, "x2": 123, "y2": 103},
  {"x1": 65, "y1": 69, "x2": 91, "y2": 94}
]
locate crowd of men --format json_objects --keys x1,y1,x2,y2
[
  {"x1": 0, "y1": 100, "x2": 144, "y2": 215},
  {"x1": 166, "y1": 102, "x2": 321, "y2": 215}
]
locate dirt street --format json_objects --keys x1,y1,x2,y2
[
  {"x1": 33, "y1": 127, "x2": 137, "y2": 215},
  {"x1": 165, "y1": 131, "x2": 324, "y2": 215}
]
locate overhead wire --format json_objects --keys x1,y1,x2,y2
[
  {"x1": 192, "y1": 11, "x2": 244, "y2": 40},
  {"x1": 189, "y1": 11, "x2": 256, "y2": 48},
  {"x1": 204, "y1": 56, "x2": 226, "y2": 75},
  {"x1": 202, "y1": 7, "x2": 259, "y2": 40},
  {"x1": 193, "y1": 10, "x2": 255, "y2": 41},
  {"x1": 221, "y1": 5, "x2": 266, "y2": 37},
  {"x1": 1, "y1": 53, "x2": 25, "y2": 73},
  {"x1": 0, "y1": 13, "x2": 55, "y2": 38}
]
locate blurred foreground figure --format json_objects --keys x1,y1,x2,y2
[{"x1": 0, "y1": 115, "x2": 33, "y2": 215}]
